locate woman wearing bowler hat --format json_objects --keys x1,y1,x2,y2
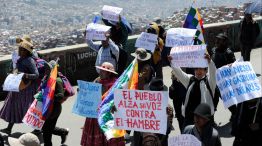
[
  {"x1": 81, "y1": 62, "x2": 125, "y2": 146},
  {"x1": 0, "y1": 36, "x2": 39, "y2": 135}
]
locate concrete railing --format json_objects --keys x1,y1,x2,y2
[{"x1": 1, "y1": 17, "x2": 262, "y2": 99}]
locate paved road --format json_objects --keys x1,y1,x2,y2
[{"x1": 0, "y1": 48, "x2": 261, "y2": 146}]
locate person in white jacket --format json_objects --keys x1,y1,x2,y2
[{"x1": 170, "y1": 53, "x2": 217, "y2": 130}]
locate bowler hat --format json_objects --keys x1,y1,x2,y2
[{"x1": 194, "y1": 103, "x2": 212, "y2": 120}]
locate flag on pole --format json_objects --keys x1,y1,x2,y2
[
  {"x1": 183, "y1": 2, "x2": 205, "y2": 45},
  {"x1": 41, "y1": 64, "x2": 58, "y2": 118},
  {"x1": 98, "y1": 59, "x2": 139, "y2": 140}
]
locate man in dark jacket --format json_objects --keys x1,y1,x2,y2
[
  {"x1": 239, "y1": 13, "x2": 260, "y2": 61},
  {"x1": 211, "y1": 33, "x2": 236, "y2": 121},
  {"x1": 183, "y1": 103, "x2": 222, "y2": 146}
]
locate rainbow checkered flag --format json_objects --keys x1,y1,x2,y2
[
  {"x1": 183, "y1": 2, "x2": 205, "y2": 45},
  {"x1": 98, "y1": 59, "x2": 138, "y2": 140}
]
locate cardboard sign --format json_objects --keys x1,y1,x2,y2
[
  {"x1": 170, "y1": 45, "x2": 208, "y2": 68},
  {"x1": 23, "y1": 100, "x2": 45, "y2": 130},
  {"x1": 102, "y1": 5, "x2": 123, "y2": 22},
  {"x1": 165, "y1": 28, "x2": 197, "y2": 47},
  {"x1": 3, "y1": 73, "x2": 24, "y2": 92},
  {"x1": 72, "y1": 80, "x2": 102, "y2": 118},
  {"x1": 135, "y1": 32, "x2": 158, "y2": 52},
  {"x1": 86, "y1": 23, "x2": 111, "y2": 40},
  {"x1": 216, "y1": 61, "x2": 262, "y2": 108},
  {"x1": 114, "y1": 89, "x2": 168, "y2": 134},
  {"x1": 168, "y1": 134, "x2": 201, "y2": 146}
]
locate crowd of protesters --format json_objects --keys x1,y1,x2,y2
[{"x1": 0, "y1": 9, "x2": 261, "y2": 146}]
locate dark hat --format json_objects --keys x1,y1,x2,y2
[
  {"x1": 194, "y1": 103, "x2": 212, "y2": 120},
  {"x1": 146, "y1": 78, "x2": 166, "y2": 91},
  {"x1": 216, "y1": 33, "x2": 228, "y2": 40}
]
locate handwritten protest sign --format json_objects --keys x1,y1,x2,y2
[
  {"x1": 168, "y1": 134, "x2": 201, "y2": 146},
  {"x1": 72, "y1": 80, "x2": 102, "y2": 118},
  {"x1": 102, "y1": 5, "x2": 123, "y2": 22},
  {"x1": 114, "y1": 89, "x2": 168, "y2": 134},
  {"x1": 216, "y1": 61, "x2": 262, "y2": 108},
  {"x1": 3, "y1": 73, "x2": 24, "y2": 92},
  {"x1": 23, "y1": 100, "x2": 45, "y2": 130},
  {"x1": 165, "y1": 28, "x2": 197, "y2": 47},
  {"x1": 135, "y1": 32, "x2": 158, "y2": 52},
  {"x1": 86, "y1": 23, "x2": 111, "y2": 40},
  {"x1": 170, "y1": 45, "x2": 208, "y2": 68}
]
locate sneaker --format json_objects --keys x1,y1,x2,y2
[
  {"x1": 61, "y1": 128, "x2": 69, "y2": 144},
  {"x1": 0, "y1": 128, "x2": 11, "y2": 135}
]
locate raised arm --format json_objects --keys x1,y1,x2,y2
[
  {"x1": 108, "y1": 39, "x2": 119, "y2": 61},
  {"x1": 86, "y1": 39, "x2": 100, "y2": 52}
]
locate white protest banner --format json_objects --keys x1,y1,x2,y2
[
  {"x1": 168, "y1": 134, "x2": 201, "y2": 146},
  {"x1": 23, "y1": 100, "x2": 45, "y2": 130},
  {"x1": 216, "y1": 61, "x2": 262, "y2": 108},
  {"x1": 170, "y1": 45, "x2": 208, "y2": 68},
  {"x1": 165, "y1": 28, "x2": 197, "y2": 47},
  {"x1": 3, "y1": 73, "x2": 24, "y2": 92},
  {"x1": 114, "y1": 89, "x2": 168, "y2": 134},
  {"x1": 135, "y1": 32, "x2": 158, "y2": 52},
  {"x1": 102, "y1": 5, "x2": 123, "y2": 22},
  {"x1": 86, "y1": 23, "x2": 111, "y2": 40},
  {"x1": 72, "y1": 80, "x2": 102, "y2": 118}
]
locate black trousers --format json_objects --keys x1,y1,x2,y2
[
  {"x1": 241, "y1": 44, "x2": 253, "y2": 61},
  {"x1": 42, "y1": 102, "x2": 62, "y2": 146}
]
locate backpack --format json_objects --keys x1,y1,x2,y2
[
  {"x1": 109, "y1": 45, "x2": 128, "y2": 75},
  {"x1": 58, "y1": 72, "x2": 75, "y2": 102}
]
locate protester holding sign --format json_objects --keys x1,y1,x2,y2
[
  {"x1": 183, "y1": 103, "x2": 221, "y2": 146},
  {"x1": 86, "y1": 32, "x2": 119, "y2": 74},
  {"x1": 169, "y1": 53, "x2": 217, "y2": 130},
  {"x1": 41, "y1": 60, "x2": 69, "y2": 146},
  {"x1": 0, "y1": 37, "x2": 39, "y2": 135},
  {"x1": 146, "y1": 22, "x2": 164, "y2": 79},
  {"x1": 231, "y1": 97, "x2": 262, "y2": 146},
  {"x1": 211, "y1": 32, "x2": 236, "y2": 121},
  {"x1": 81, "y1": 62, "x2": 125, "y2": 146},
  {"x1": 102, "y1": 15, "x2": 129, "y2": 75}
]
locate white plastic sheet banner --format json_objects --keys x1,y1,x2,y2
[
  {"x1": 216, "y1": 61, "x2": 262, "y2": 108},
  {"x1": 86, "y1": 23, "x2": 111, "y2": 40},
  {"x1": 168, "y1": 134, "x2": 201, "y2": 146},
  {"x1": 170, "y1": 45, "x2": 208, "y2": 68},
  {"x1": 102, "y1": 5, "x2": 123, "y2": 22},
  {"x1": 135, "y1": 32, "x2": 158, "y2": 52},
  {"x1": 165, "y1": 28, "x2": 197, "y2": 47},
  {"x1": 3, "y1": 73, "x2": 24, "y2": 92}
]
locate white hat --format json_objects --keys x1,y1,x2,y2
[
  {"x1": 95, "y1": 62, "x2": 118, "y2": 75},
  {"x1": 131, "y1": 48, "x2": 151, "y2": 61},
  {"x1": 8, "y1": 133, "x2": 40, "y2": 146}
]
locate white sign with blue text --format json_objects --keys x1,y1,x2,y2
[
  {"x1": 216, "y1": 62, "x2": 262, "y2": 108},
  {"x1": 165, "y1": 28, "x2": 197, "y2": 47},
  {"x1": 102, "y1": 5, "x2": 123, "y2": 22},
  {"x1": 72, "y1": 80, "x2": 102, "y2": 118},
  {"x1": 86, "y1": 23, "x2": 111, "y2": 40},
  {"x1": 135, "y1": 32, "x2": 158, "y2": 52}
]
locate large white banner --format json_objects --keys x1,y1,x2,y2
[
  {"x1": 165, "y1": 28, "x2": 197, "y2": 47},
  {"x1": 3, "y1": 73, "x2": 24, "y2": 92},
  {"x1": 168, "y1": 134, "x2": 201, "y2": 146},
  {"x1": 216, "y1": 61, "x2": 262, "y2": 108},
  {"x1": 86, "y1": 23, "x2": 111, "y2": 40},
  {"x1": 102, "y1": 5, "x2": 123, "y2": 22},
  {"x1": 170, "y1": 45, "x2": 208, "y2": 68},
  {"x1": 135, "y1": 32, "x2": 158, "y2": 52},
  {"x1": 114, "y1": 89, "x2": 168, "y2": 135}
]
